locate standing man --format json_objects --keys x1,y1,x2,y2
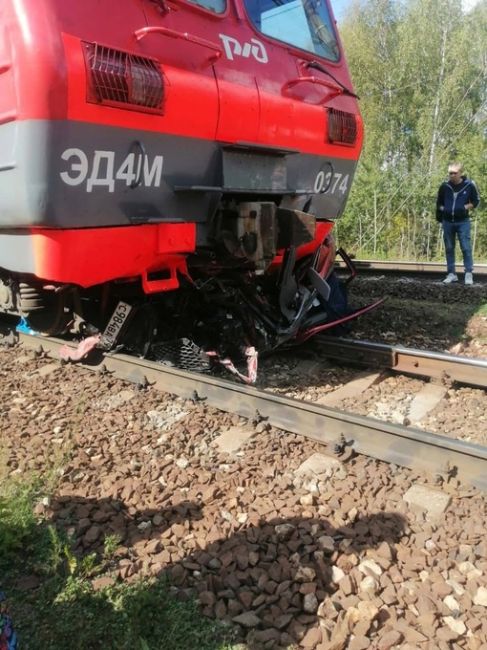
[{"x1": 436, "y1": 162, "x2": 480, "y2": 285}]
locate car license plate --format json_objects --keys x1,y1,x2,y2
[{"x1": 99, "y1": 301, "x2": 132, "y2": 350}]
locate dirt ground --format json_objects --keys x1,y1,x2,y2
[{"x1": 345, "y1": 276, "x2": 487, "y2": 358}]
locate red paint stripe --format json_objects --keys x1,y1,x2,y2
[
  {"x1": 30, "y1": 219, "x2": 333, "y2": 291},
  {"x1": 268, "y1": 221, "x2": 334, "y2": 271},
  {"x1": 32, "y1": 222, "x2": 196, "y2": 289}
]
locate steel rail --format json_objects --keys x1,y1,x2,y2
[
  {"x1": 18, "y1": 332, "x2": 487, "y2": 491},
  {"x1": 335, "y1": 259, "x2": 487, "y2": 276},
  {"x1": 316, "y1": 337, "x2": 487, "y2": 388}
]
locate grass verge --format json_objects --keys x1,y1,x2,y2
[{"x1": 0, "y1": 472, "x2": 238, "y2": 650}]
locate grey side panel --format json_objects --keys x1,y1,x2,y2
[
  {"x1": 0, "y1": 121, "x2": 51, "y2": 227},
  {"x1": 286, "y1": 155, "x2": 357, "y2": 219},
  {"x1": 0, "y1": 119, "x2": 357, "y2": 228},
  {"x1": 0, "y1": 231, "x2": 36, "y2": 274},
  {"x1": 0, "y1": 120, "x2": 221, "y2": 228}
]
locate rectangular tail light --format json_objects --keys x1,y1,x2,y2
[
  {"x1": 83, "y1": 42, "x2": 164, "y2": 114},
  {"x1": 327, "y1": 109, "x2": 357, "y2": 146}
]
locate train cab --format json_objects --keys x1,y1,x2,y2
[{"x1": 0, "y1": 0, "x2": 378, "y2": 376}]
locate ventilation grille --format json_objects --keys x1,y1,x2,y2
[
  {"x1": 328, "y1": 109, "x2": 357, "y2": 146},
  {"x1": 84, "y1": 42, "x2": 164, "y2": 113}
]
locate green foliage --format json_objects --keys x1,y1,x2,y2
[
  {"x1": 0, "y1": 476, "x2": 43, "y2": 566},
  {"x1": 103, "y1": 534, "x2": 122, "y2": 561},
  {"x1": 0, "y1": 473, "x2": 237, "y2": 650},
  {"x1": 15, "y1": 573, "x2": 236, "y2": 650},
  {"x1": 31, "y1": 577, "x2": 235, "y2": 650},
  {"x1": 46, "y1": 524, "x2": 66, "y2": 574},
  {"x1": 337, "y1": 0, "x2": 487, "y2": 261}
]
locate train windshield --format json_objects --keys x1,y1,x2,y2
[
  {"x1": 244, "y1": 0, "x2": 339, "y2": 61},
  {"x1": 187, "y1": 0, "x2": 226, "y2": 12}
]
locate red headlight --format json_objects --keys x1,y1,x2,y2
[
  {"x1": 83, "y1": 42, "x2": 164, "y2": 114},
  {"x1": 327, "y1": 109, "x2": 357, "y2": 146}
]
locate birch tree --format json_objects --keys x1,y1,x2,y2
[{"x1": 336, "y1": 0, "x2": 487, "y2": 260}]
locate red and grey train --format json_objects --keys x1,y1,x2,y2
[{"x1": 0, "y1": 0, "x2": 379, "y2": 379}]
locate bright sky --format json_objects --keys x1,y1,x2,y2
[
  {"x1": 330, "y1": 0, "x2": 480, "y2": 21},
  {"x1": 330, "y1": 0, "x2": 350, "y2": 20}
]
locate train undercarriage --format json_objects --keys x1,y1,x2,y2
[{"x1": 0, "y1": 229, "x2": 381, "y2": 384}]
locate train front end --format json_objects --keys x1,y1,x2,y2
[{"x1": 0, "y1": 0, "x2": 379, "y2": 378}]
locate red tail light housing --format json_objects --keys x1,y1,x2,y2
[
  {"x1": 83, "y1": 42, "x2": 164, "y2": 114},
  {"x1": 327, "y1": 109, "x2": 357, "y2": 146}
]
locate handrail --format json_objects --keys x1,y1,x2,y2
[
  {"x1": 282, "y1": 75, "x2": 343, "y2": 103},
  {"x1": 134, "y1": 26, "x2": 222, "y2": 62}
]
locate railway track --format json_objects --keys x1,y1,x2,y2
[
  {"x1": 316, "y1": 336, "x2": 487, "y2": 388},
  {"x1": 14, "y1": 330, "x2": 487, "y2": 492},
  {"x1": 336, "y1": 259, "x2": 487, "y2": 280}
]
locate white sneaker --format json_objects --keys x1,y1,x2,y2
[
  {"x1": 465, "y1": 272, "x2": 473, "y2": 285},
  {"x1": 443, "y1": 273, "x2": 458, "y2": 284}
]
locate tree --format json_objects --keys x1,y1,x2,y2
[{"x1": 337, "y1": 0, "x2": 487, "y2": 261}]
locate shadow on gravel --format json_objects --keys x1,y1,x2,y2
[
  {"x1": 346, "y1": 277, "x2": 487, "y2": 353},
  {"x1": 21, "y1": 494, "x2": 408, "y2": 649}
]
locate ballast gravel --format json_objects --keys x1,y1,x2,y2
[
  {"x1": 1, "y1": 344, "x2": 487, "y2": 649},
  {"x1": 257, "y1": 274, "x2": 487, "y2": 447}
]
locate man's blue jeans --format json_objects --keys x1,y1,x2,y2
[{"x1": 442, "y1": 219, "x2": 473, "y2": 273}]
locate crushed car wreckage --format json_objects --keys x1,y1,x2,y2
[{"x1": 59, "y1": 208, "x2": 382, "y2": 383}]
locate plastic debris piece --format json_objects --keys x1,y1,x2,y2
[
  {"x1": 207, "y1": 346, "x2": 258, "y2": 384},
  {"x1": 59, "y1": 334, "x2": 101, "y2": 361},
  {"x1": 15, "y1": 317, "x2": 37, "y2": 336},
  {"x1": 151, "y1": 338, "x2": 212, "y2": 373}
]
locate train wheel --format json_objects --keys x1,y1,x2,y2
[{"x1": 19, "y1": 283, "x2": 72, "y2": 335}]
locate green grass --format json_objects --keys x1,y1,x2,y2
[
  {"x1": 0, "y1": 477, "x2": 43, "y2": 561},
  {"x1": 0, "y1": 473, "x2": 238, "y2": 650},
  {"x1": 22, "y1": 577, "x2": 236, "y2": 650}
]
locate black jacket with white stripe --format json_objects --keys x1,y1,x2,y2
[{"x1": 436, "y1": 176, "x2": 480, "y2": 223}]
